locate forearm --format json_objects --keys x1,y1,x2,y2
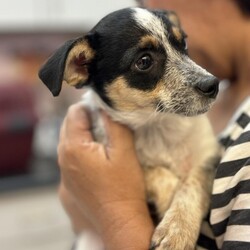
[
  {"x1": 97, "y1": 200, "x2": 154, "y2": 250},
  {"x1": 60, "y1": 182, "x2": 154, "y2": 249}
]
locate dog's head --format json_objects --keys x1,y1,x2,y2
[{"x1": 39, "y1": 7, "x2": 219, "y2": 116}]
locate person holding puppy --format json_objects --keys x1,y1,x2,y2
[{"x1": 58, "y1": 0, "x2": 250, "y2": 249}]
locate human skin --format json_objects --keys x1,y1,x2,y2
[
  {"x1": 59, "y1": 0, "x2": 250, "y2": 249},
  {"x1": 58, "y1": 104, "x2": 154, "y2": 250}
]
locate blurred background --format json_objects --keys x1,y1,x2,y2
[{"x1": 0, "y1": 0, "x2": 135, "y2": 249}]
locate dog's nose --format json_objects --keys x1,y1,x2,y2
[{"x1": 195, "y1": 76, "x2": 219, "y2": 98}]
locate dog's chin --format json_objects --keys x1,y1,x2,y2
[
  {"x1": 158, "y1": 102, "x2": 213, "y2": 117},
  {"x1": 179, "y1": 107, "x2": 210, "y2": 117}
]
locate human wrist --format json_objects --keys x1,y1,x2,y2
[{"x1": 97, "y1": 200, "x2": 154, "y2": 250}]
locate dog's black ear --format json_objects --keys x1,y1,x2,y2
[
  {"x1": 152, "y1": 10, "x2": 181, "y2": 28},
  {"x1": 163, "y1": 10, "x2": 187, "y2": 44},
  {"x1": 165, "y1": 10, "x2": 181, "y2": 28},
  {"x1": 39, "y1": 37, "x2": 95, "y2": 96}
]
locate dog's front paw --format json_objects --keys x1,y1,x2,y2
[{"x1": 149, "y1": 210, "x2": 198, "y2": 250}]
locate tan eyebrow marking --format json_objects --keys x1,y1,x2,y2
[{"x1": 139, "y1": 35, "x2": 160, "y2": 49}]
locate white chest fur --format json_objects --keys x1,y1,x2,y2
[{"x1": 81, "y1": 89, "x2": 217, "y2": 178}]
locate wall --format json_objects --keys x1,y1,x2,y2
[{"x1": 0, "y1": 0, "x2": 136, "y2": 32}]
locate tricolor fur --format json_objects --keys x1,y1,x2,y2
[{"x1": 39, "y1": 8, "x2": 220, "y2": 250}]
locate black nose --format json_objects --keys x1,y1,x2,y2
[{"x1": 195, "y1": 76, "x2": 219, "y2": 98}]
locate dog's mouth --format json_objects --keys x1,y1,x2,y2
[{"x1": 155, "y1": 98, "x2": 214, "y2": 117}]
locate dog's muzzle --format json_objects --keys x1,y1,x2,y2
[{"x1": 194, "y1": 76, "x2": 219, "y2": 98}]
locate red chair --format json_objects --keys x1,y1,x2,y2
[{"x1": 0, "y1": 83, "x2": 37, "y2": 176}]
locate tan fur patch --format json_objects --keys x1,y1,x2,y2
[
  {"x1": 64, "y1": 40, "x2": 95, "y2": 86},
  {"x1": 168, "y1": 12, "x2": 180, "y2": 27},
  {"x1": 145, "y1": 166, "x2": 179, "y2": 218},
  {"x1": 105, "y1": 76, "x2": 165, "y2": 112},
  {"x1": 172, "y1": 26, "x2": 183, "y2": 42},
  {"x1": 139, "y1": 35, "x2": 160, "y2": 49},
  {"x1": 150, "y1": 160, "x2": 215, "y2": 249}
]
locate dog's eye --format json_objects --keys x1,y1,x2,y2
[
  {"x1": 183, "y1": 38, "x2": 188, "y2": 51},
  {"x1": 135, "y1": 54, "x2": 153, "y2": 71}
]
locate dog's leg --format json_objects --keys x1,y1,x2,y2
[
  {"x1": 145, "y1": 166, "x2": 179, "y2": 219},
  {"x1": 150, "y1": 164, "x2": 215, "y2": 250}
]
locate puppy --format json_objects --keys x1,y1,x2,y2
[{"x1": 39, "y1": 7, "x2": 220, "y2": 250}]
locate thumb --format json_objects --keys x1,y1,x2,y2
[{"x1": 62, "y1": 103, "x2": 94, "y2": 144}]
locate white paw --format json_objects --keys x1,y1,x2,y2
[{"x1": 150, "y1": 210, "x2": 198, "y2": 250}]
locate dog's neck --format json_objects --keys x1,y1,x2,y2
[
  {"x1": 83, "y1": 88, "x2": 192, "y2": 139},
  {"x1": 82, "y1": 88, "x2": 198, "y2": 169},
  {"x1": 83, "y1": 88, "x2": 193, "y2": 141}
]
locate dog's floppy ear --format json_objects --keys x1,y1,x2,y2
[{"x1": 39, "y1": 36, "x2": 95, "y2": 96}]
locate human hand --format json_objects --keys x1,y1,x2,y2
[
  {"x1": 58, "y1": 103, "x2": 153, "y2": 250},
  {"x1": 59, "y1": 182, "x2": 93, "y2": 234}
]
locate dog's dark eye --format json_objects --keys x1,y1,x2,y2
[
  {"x1": 183, "y1": 38, "x2": 188, "y2": 51},
  {"x1": 135, "y1": 54, "x2": 153, "y2": 71}
]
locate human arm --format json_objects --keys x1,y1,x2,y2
[{"x1": 57, "y1": 103, "x2": 154, "y2": 250}]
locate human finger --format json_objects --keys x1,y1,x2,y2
[{"x1": 60, "y1": 103, "x2": 94, "y2": 144}]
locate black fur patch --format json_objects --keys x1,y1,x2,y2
[
  {"x1": 39, "y1": 8, "x2": 187, "y2": 103},
  {"x1": 86, "y1": 8, "x2": 169, "y2": 103}
]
